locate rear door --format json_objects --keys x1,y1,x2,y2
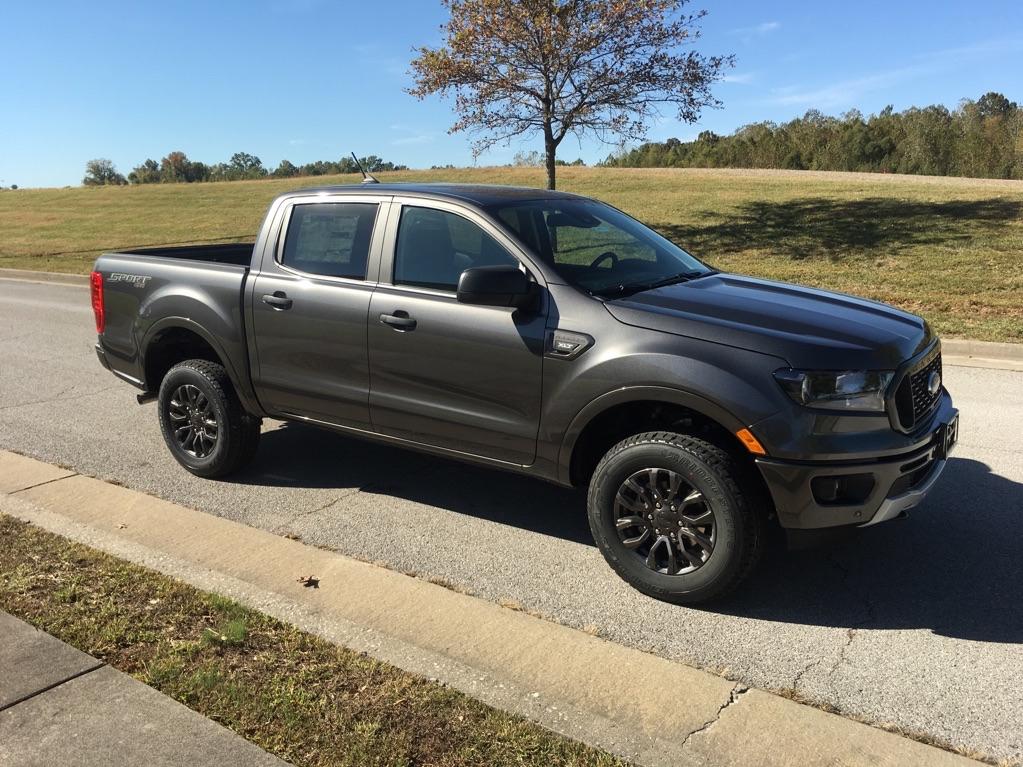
[
  {"x1": 367, "y1": 199, "x2": 547, "y2": 464},
  {"x1": 249, "y1": 194, "x2": 389, "y2": 427}
]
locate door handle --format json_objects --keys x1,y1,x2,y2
[
  {"x1": 379, "y1": 310, "x2": 417, "y2": 331},
  {"x1": 262, "y1": 291, "x2": 293, "y2": 310}
]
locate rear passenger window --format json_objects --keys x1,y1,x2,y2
[
  {"x1": 282, "y1": 203, "x2": 378, "y2": 279},
  {"x1": 394, "y1": 206, "x2": 518, "y2": 291}
]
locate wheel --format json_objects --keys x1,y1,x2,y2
[
  {"x1": 587, "y1": 431, "x2": 763, "y2": 604},
  {"x1": 157, "y1": 359, "x2": 260, "y2": 478}
]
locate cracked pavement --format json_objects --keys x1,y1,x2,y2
[
  {"x1": 3, "y1": 278, "x2": 1022, "y2": 763},
  {"x1": 679, "y1": 683, "x2": 749, "y2": 752}
]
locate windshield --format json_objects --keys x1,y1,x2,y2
[{"x1": 487, "y1": 198, "x2": 712, "y2": 297}]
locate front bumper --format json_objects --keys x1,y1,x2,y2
[{"x1": 757, "y1": 405, "x2": 958, "y2": 529}]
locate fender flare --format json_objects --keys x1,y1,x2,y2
[
  {"x1": 556, "y1": 385, "x2": 749, "y2": 484},
  {"x1": 140, "y1": 317, "x2": 264, "y2": 416}
]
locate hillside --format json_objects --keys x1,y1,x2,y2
[{"x1": 1, "y1": 167, "x2": 1020, "y2": 341}]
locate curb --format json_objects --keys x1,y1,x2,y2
[
  {"x1": 942, "y1": 338, "x2": 1023, "y2": 371},
  {"x1": 0, "y1": 450, "x2": 979, "y2": 767},
  {"x1": 0, "y1": 268, "x2": 89, "y2": 286}
]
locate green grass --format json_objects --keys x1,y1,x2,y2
[
  {"x1": 0, "y1": 515, "x2": 626, "y2": 767},
  {"x1": 1, "y1": 166, "x2": 1020, "y2": 341}
]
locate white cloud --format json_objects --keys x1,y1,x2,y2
[
  {"x1": 766, "y1": 36, "x2": 1023, "y2": 110},
  {"x1": 390, "y1": 124, "x2": 435, "y2": 146},
  {"x1": 914, "y1": 36, "x2": 1023, "y2": 61},
  {"x1": 765, "y1": 64, "x2": 938, "y2": 109},
  {"x1": 722, "y1": 72, "x2": 756, "y2": 85},
  {"x1": 730, "y1": 21, "x2": 780, "y2": 41},
  {"x1": 391, "y1": 134, "x2": 434, "y2": 146}
]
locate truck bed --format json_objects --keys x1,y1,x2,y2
[{"x1": 118, "y1": 242, "x2": 254, "y2": 266}]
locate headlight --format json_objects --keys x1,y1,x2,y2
[{"x1": 773, "y1": 369, "x2": 894, "y2": 412}]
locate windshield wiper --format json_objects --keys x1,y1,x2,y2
[{"x1": 595, "y1": 270, "x2": 711, "y2": 299}]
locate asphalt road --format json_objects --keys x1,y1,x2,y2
[{"x1": 3, "y1": 278, "x2": 1021, "y2": 763}]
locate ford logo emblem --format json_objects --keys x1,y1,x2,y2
[{"x1": 927, "y1": 370, "x2": 941, "y2": 396}]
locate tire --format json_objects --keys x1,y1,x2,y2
[
  {"x1": 587, "y1": 431, "x2": 763, "y2": 605},
  {"x1": 157, "y1": 359, "x2": 260, "y2": 478}
]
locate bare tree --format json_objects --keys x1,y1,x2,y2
[{"x1": 409, "y1": 0, "x2": 732, "y2": 189}]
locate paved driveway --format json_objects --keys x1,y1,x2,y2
[{"x1": 2, "y1": 278, "x2": 1021, "y2": 763}]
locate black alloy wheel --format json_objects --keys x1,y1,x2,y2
[
  {"x1": 166, "y1": 383, "x2": 219, "y2": 458},
  {"x1": 613, "y1": 467, "x2": 716, "y2": 575}
]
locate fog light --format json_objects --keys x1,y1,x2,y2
[{"x1": 811, "y1": 474, "x2": 875, "y2": 506}]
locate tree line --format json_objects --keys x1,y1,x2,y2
[
  {"x1": 83, "y1": 152, "x2": 408, "y2": 186},
  {"x1": 603, "y1": 93, "x2": 1023, "y2": 180}
]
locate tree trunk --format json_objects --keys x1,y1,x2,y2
[{"x1": 544, "y1": 135, "x2": 557, "y2": 190}]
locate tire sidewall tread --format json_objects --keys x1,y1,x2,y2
[
  {"x1": 157, "y1": 359, "x2": 259, "y2": 478},
  {"x1": 587, "y1": 431, "x2": 763, "y2": 605}
]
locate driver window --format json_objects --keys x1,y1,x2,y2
[
  {"x1": 394, "y1": 206, "x2": 518, "y2": 291},
  {"x1": 545, "y1": 210, "x2": 657, "y2": 268}
]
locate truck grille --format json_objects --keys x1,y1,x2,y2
[{"x1": 894, "y1": 352, "x2": 942, "y2": 431}]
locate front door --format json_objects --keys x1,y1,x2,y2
[
  {"x1": 250, "y1": 197, "x2": 386, "y2": 427},
  {"x1": 367, "y1": 202, "x2": 546, "y2": 464}
]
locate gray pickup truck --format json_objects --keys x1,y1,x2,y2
[{"x1": 91, "y1": 183, "x2": 958, "y2": 603}]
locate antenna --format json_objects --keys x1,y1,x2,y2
[{"x1": 351, "y1": 152, "x2": 379, "y2": 184}]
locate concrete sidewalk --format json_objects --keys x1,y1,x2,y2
[
  {"x1": 0, "y1": 450, "x2": 981, "y2": 767},
  {"x1": 0, "y1": 612, "x2": 287, "y2": 766}
]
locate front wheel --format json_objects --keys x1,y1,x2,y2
[
  {"x1": 157, "y1": 359, "x2": 260, "y2": 478},
  {"x1": 587, "y1": 431, "x2": 763, "y2": 604}
]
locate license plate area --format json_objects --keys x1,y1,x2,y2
[{"x1": 937, "y1": 413, "x2": 959, "y2": 459}]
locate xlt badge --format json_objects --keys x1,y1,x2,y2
[{"x1": 545, "y1": 330, "x2": 593, "y2": 360}]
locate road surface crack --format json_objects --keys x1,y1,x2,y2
[
  {"x1": 791, "y1": 553, "x2": 877, "y2": 695},
  {"x1": 289, "y1": 488, "x2": 365, "y2": 521},
  {"x1": 679, "y1": 683, "x2": 748, "y2": 750},
  {"x1": 0, "y1": 384, "x2": 122, "y2": 412}
]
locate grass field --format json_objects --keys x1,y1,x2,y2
[
  {"x1": 0, "y1": 515, "x2": 624, "y2": 767},
  {"x1": 1, "y1": 167, "x2": 1020, "y2": 341}
]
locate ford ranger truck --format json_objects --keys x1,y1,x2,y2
[{"x1": 91, "y1": 183, "x2": 959, "y2": 604}]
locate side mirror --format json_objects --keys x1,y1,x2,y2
[{"x1": 456, "y1": 266, "x2": 534, "y2": 308}]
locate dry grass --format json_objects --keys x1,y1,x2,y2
[
  {"x1": 0, "y1": 515, "x2": 626, "y2": 767},
  {"x1": 1, "y1": 166, "x2": 1020, "y2": 341}
]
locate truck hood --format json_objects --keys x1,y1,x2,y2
[{"x1": 604, "y1": 273, "x2": 929, "y2": 369}]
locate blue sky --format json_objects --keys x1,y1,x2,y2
[{"x1": 3, "y1": 0, "x2": 1021, "y2": 188}]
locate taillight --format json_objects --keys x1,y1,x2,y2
[{"x1": 90, "y1": 271, "x2": 105, "y2": 333}]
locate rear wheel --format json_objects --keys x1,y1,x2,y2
[
  {"x1": 587, "y1": 431, "x2": 763, "y2": 604},
  {"x1": 157, "y1": 359, "x2": 260, "y2": 478}
]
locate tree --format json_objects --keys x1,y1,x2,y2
[
  {"x1": 82, "y1": 158, "x2": 127, "y2": 186},
  {"x1": 512, "y1": 149, "x2": 543, "y2": 166},
  {"x1": 158, "y1": 151, "x2": 209, "y2": 183},
  {"x1": 229, "y1": 152, "x2": 266, "y2": 179},
  {"x1": 128, "y1": 158, "x2": 162, "y2": 184},
  {"x1": 272, "y1": 159, "x2": 300, "y2": 178},
  {"x1": 409, "y1": 0, "x2": 731, "y2": 189}
]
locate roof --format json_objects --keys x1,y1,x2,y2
[{"x1": 283, "y1": 182, "x2": 583, "y2": 206}]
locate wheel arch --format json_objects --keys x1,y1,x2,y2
[
  {"x1": 559, "y1": 386, "x2": 753, "y2": 488},
  {"x1": 141, "y1": 318, "x2": 261, "y2": 415}
]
